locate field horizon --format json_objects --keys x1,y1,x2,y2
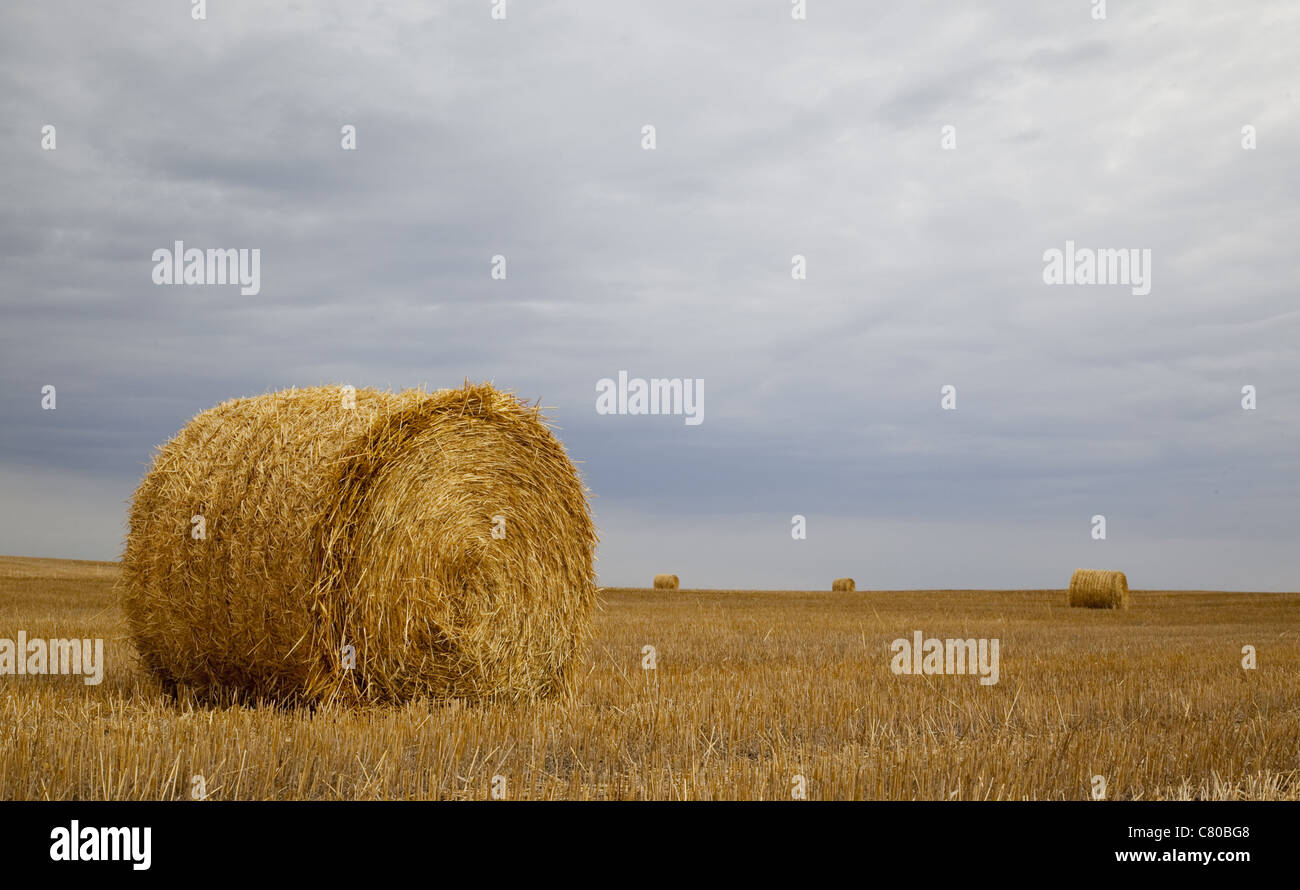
[{"x1": 4, "y1": 552, "x2": 1292, "y2": 598}]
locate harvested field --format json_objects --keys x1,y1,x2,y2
[{"x1": 1, "y1": 557, "x2": 1297, "y2": 800}]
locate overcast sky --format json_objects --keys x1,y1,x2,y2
[{"x1": 2, "y1": 1, "x2": 1297, "y2": 590}]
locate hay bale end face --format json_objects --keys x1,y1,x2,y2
[
  {"x1": 831, "y1": 577, "x2": 856, "y2": 592},
  {"x1": 653, "y1": 574, "x2": 679, "y2": 590},
  {"x1": 1067, "y1": 569, "x2": 1130, "y2": 609},
  {"x1": 120, "y1": 383, "x2": 598, "y2": 705}
]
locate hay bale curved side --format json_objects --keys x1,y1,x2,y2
[
  {"x1": 1067, "y1": 569, "x2": 1129, "y2": 609},
  {"x1": 652, "y1": 574, "x2": 679, "y2": 590},
  {"x1": 120, "y1": 383, "x2": 598, "y2": 704},
  {"x1": 831, "y1": 577, "x2": 856, "y2": 592}
]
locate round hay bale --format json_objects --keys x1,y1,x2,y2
[
  {"x1": 653, "y1": 573, "x2": 679, "y2": 590},
  {"x1": 831, "y1": 577, "x2": 856, "y2": 592},
  {"x1": 1067, "y1": 569, "x2": 1130, "y2": 609},
  {"x1": 120, "y1": 382, "x2": 598, "y2": 705}
]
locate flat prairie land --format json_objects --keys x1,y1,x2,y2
[{"x1": 1, "y1": 555, "x2": 1297, "y2": 800}]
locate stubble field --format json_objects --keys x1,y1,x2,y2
[{"x1": 1, "y1": 555, "x2": 1297, "y2": 800}]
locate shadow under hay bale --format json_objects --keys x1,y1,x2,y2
[
  {"x1": 120, "y1": 382, "x2": 598, "y2": 706},
  {"x1": 831, "y1": 577, "x2": 856, "y2": 592},
  {"x1": 653, "y1": 574, "x2": 679, "y2": 590},
  {"x1": 1067, "y1": 569, "x2": 1130, "y2": 609}
]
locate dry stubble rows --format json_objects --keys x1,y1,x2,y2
[{"x1": 1, "y1": 556, "x2": 1296, "y2": 800}]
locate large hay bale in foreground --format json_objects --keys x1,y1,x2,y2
[
  {"x1": 121, "y1": 382, "x2": 598, "y2": 705},
  {"x1": 1067, "y1": 569, "x2": 1129, "y2": 609},
  {"x1": 831, "y1": 577, "x2": 855, "y2": 592},
  {"x1": 653, "y1": 574, "x2": 679, "y2": 590}
]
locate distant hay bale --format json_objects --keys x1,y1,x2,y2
[
  {"x1": 653, "y1": 574, "x2": 679, "y2": 590},
  {"x1": 120, "y1": 382, "x2": 598, "y2": 706},
  {"x1": 831, "y1": 577, "x2": 855, "y2": 592},
  {"x1": 1067, "y1": 569, "x2": 1130, "y2": 609}
]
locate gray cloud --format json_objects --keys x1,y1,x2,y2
[{"x1": 1, "y1": 1, "x2": 1297, "y2": 589}]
